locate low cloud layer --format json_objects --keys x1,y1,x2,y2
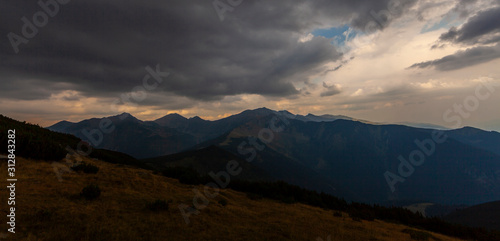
[
  {"x1": 409, "y1": 44, "x2": 500, "y2": 71},
  {"x1": 410, "y1": 3, "x2": 500, "y2": 71}
]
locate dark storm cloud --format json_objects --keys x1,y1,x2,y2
[
  {"x1": 0, "y1": 0, "x2": 417, "y2": 103},
  {"x1": 438, "y1": 6, "x2": 500, "y2": 45},
  {"x1": 449, "y1": 0, "x2": 478, "y2": 18},
  {"x1": 409, "y1": 44, "x2": 500, "y2": 71},
  {"x1": 342, "y1": 0, "x2": 417, "y2": 30},
  {"x1": 0, "y1": 76, "x2": 76, "y2": 101},
  {"x1": 410, "y1": 4, "x2": 500, "y2": 71}
]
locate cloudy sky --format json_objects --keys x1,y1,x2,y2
[{"x1": 1, "y1": 0, "x2": 500, "y2": 130}]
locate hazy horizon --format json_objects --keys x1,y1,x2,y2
[{"x1": 30, "y1": 107, "x2": 492, "y2": 132}]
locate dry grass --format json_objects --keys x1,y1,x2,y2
[{"x1": 0, "y1": 155, "x2": 464, "y2": 241}]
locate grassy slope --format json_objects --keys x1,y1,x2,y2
[{"x1": 0, "y1": 155, "x2": 462, "y2": 241}]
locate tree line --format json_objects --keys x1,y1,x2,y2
[{"x1": 162, "y1": 165, "x2": 500, "y2": 241}]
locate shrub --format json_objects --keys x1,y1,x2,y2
[
  {"x1": 80, "y1": 184, "x2": 101, "y2": 200},
  {"x1": 147, "y1": 199, "x2": 171, "y2": 211},
  {"x1": 246, "y1": 192, "x2": 263, "y2": 200},
  {"x1": 333, "y1": 211, "x2": 343, "y2": 217},
  {"x1": 162, "y1": 166, "x2": 206, "y2": 185},
  {"x1": 280, "y1": 196, "x2": 296, "y2": 204},
  {"x1": 218, "y1": 198, "x2": 228, "y2": 206},
  {"x1": 34, "y1": 209, "x2": 53, "y2": 222},
  {"x1": 72, "y1": 162, "x2": 99, "y2": 174},
  {"x1": 348, "y1": 207, "x2": 375, "y2": 221},
  {"x1": 402, "y1": 229, "x2": 434, "y2": 241}
]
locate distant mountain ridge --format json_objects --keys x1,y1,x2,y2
[
  {"x1": 189, "y1": 114, "x2": 500, "y2": 205},
  {"x1": 48, "y1": 113, "x2": 199, "y2": 158},
  {"x1": 48, "y1": 108, "x2": 363, "y2": 158},
  {"x1": 47, "y1": 108, "x2": 500, "y2": 205}
]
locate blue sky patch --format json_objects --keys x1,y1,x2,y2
[
  {"x1": 312, "y1": 25, "x2": 357, "y2": 46},
  {"x1": 421, "y1": 13, "x2": 459, "y2": 33}
]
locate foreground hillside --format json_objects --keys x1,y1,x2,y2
[
  {"x1": 0, "y1": 155, "x2": 462, "y2": 241},
  {"x1": 444, "y1": 201, "x2": 500, "y2": 231}
]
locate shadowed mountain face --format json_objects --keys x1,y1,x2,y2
[
  {"x1": 48, "y1": 113, "x2": 198, "y2": 158},
  {"x1": 48, "y1": 109, "x2": 283, "y2": 158},
  {"x1": 144, "y1": 145, "x2": 274, "y2": 182},
  {"x1": 48, "y1": 108, "x2": 352, "y2": 158},
  {"x1": 152, "y1": 108, "x2": 278, "y2": 142},
  {"x1": 48, "y1": 108, "x2": 500, "y2": 205},
  {"x1": 144, "y1": 144, "x2": 358, "y2": 201},
  {"x1": 446, "y1": 127, "x2": 500, "y2": 156},
  {"x1": 191, "y1": 115, "x2": 500, "y2": 205},
  {"x1": 444, "y1": 201, "x2": 500, "y2": 231}
]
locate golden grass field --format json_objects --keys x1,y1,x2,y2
[{"x1": 0, "y1": 155, "x2": 464, "y2": 241}]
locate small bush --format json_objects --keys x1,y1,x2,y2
[
  {"x1": 72, "y1": 162, "x2": 99, "y2": 174},
  {"x1": 402, "y1": 229, "x2": 434, "y2": 241},
  {"x1": 348, "y1": 208, "x2": 375, "y2": 221},
  {"x1": 162, "y1": 166, "x2": 206, "y2": 185},
  {"x1": 80, "y1": 184, "x2": 101, "y2": 200},
  {"x1": 246, "y1": 193, "x2": 263, "y2": 200},
  {"x1": 218, "y1": 198, "x2": 228, "y2": 206},
  {"x1": 333, "y1": 211, "x2": 343, "y2": 217},
  {"x1": 34, "y1": 209, "x2": 53, "y2": 222},
  {"x1": 280, "y1": 196, "x2": 296, "y2": 204},
  {"x1": 147, "y1": 199, "x2": 171, "y2": 211}
]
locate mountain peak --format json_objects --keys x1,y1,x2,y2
[
  {"x1": 241, "y1": 107, "x2": 275, "y2": 115},
  {"x1": 255, "y1": 107, "x2": 272, "y2": 111},
  {"x1": 154, "y1": 113, "x2": 188, "y2": 126},
  {"x1": 190, "y1": 116, "x2": 205, "y2": 121},
  {"x1": 156, "y1": 113, "x2": 187, "y2": 121},
  {"x1": 118, "y1": 112, "x2": 133, "y2": 118},
  {"x1": 278, "y1": 110, "x2": 293, "y2": 115},
  {"x1": 109, "y1": 112, "x2": 140, "y2": 122},
  {"x1": 55, "y1": 120, "x2": 75, "y2": 126},
  {"x1": 46, "y1": 120, "x2": 75, "y2": 131}
]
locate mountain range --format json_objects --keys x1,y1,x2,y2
[
  {"x1": 1, "y1": 111, "x2": 499, "y2": 238},
  {"x1": 47, "y1": 108, "x2": 500, "y2": 206}
]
